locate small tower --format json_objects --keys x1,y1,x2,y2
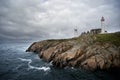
[
  {"x1": 101, "y1": 16, "x2": 105, "y2": 33},
  {"x1": 74, "y1": 27, "x2": 78, "y2": 37}
]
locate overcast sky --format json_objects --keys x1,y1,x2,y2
[{"x1": 0, "y1": 0, "x2": 120, "y2": 40}]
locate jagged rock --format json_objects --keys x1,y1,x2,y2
[{"x1": 26, "y1": 32, "x2": 120, "y2": 70}]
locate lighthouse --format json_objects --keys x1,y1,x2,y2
[{"x1": 101, "y1": 16, "x2": 105, "y2": 33}]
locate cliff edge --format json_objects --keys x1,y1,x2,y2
[{"x1": 26, "y1": 32, "x2": 120, "y2": 70}]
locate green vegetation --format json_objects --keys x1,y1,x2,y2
[
  {"x1": 96, "y1": 32, "x2": 120, "y2": 46},
  {"x1": 47, "y1": 37, "x2": 78, "y2": 42},
  {"x1": 40, "y1": 32, "x2": 120, "y2": 47}
]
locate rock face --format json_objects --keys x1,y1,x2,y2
[{"x1": 26, "y1": 32, "x2": 120, "y2": 70}]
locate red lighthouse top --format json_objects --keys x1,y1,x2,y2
[{"x1": 101, "y1": 16, "x2": 105, "y2": 21}]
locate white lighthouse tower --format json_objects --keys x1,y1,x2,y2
[
  {"x1": 101, "y1": 16, "x2": 105, "y2": 33},
  {"x1": 74, "y1": 27, "x2": 78, "y2": 37}
]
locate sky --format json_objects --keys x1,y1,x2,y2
[{"x1": 0, "y1": 0, "x2": 120, "y2": 40}]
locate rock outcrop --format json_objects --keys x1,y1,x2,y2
[{"x1": 26, "y1": 32, "x2": 120, "y2": 70}]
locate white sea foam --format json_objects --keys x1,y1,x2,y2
[
  {"x1": 18, "y1": 58, "x2": 32, "y2": 62},
  {"x1": 28, "y1": 66, "x2": 50, "y2": 71},
  {"x1": 18, "y1": 58, "x2": 50, "y2": 71}
]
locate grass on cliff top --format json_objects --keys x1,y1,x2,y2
[
  {"x1": 47, "y1": 37, "x2": 78, "y2": 42},
  {"x1": 42, "y1": 32, "x2": 120, "y2": 47},
  {"x1": 96, "y1": 32, "x2": 120, "y2": 46}
]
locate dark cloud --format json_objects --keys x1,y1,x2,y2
[{"x1": 0, "y1": 0, "x2": 120, "y2": 40}]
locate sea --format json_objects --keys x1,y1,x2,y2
[{"x1": 0, "y1": 41, "x2": 120, "y2": 80}]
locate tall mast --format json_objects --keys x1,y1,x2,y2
[{"x1": 74, "y1": 26, "x2": 78, "y2": 37}]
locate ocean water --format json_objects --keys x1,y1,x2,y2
[{"x1": 0, "y1": 42, "x2": 119, "y2": 80}]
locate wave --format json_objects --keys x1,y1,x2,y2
[
  {"x1": 18, "y1": 58, "x2": 50, "y2": 71},
  {"x1": 18, "y1": 58, "x2": 32, "y2": 62}
]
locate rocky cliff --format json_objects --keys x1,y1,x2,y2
[{"x1": 26, "y1": 32, "x2": 120, "y2": 70}]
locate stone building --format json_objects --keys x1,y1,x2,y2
[{"x1": 90, "y1": 28, "x2": 101, "y2": 34}]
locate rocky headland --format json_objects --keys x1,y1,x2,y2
[{"x1": 26, "y1": 32, "x2": 120, "y2": 70}]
